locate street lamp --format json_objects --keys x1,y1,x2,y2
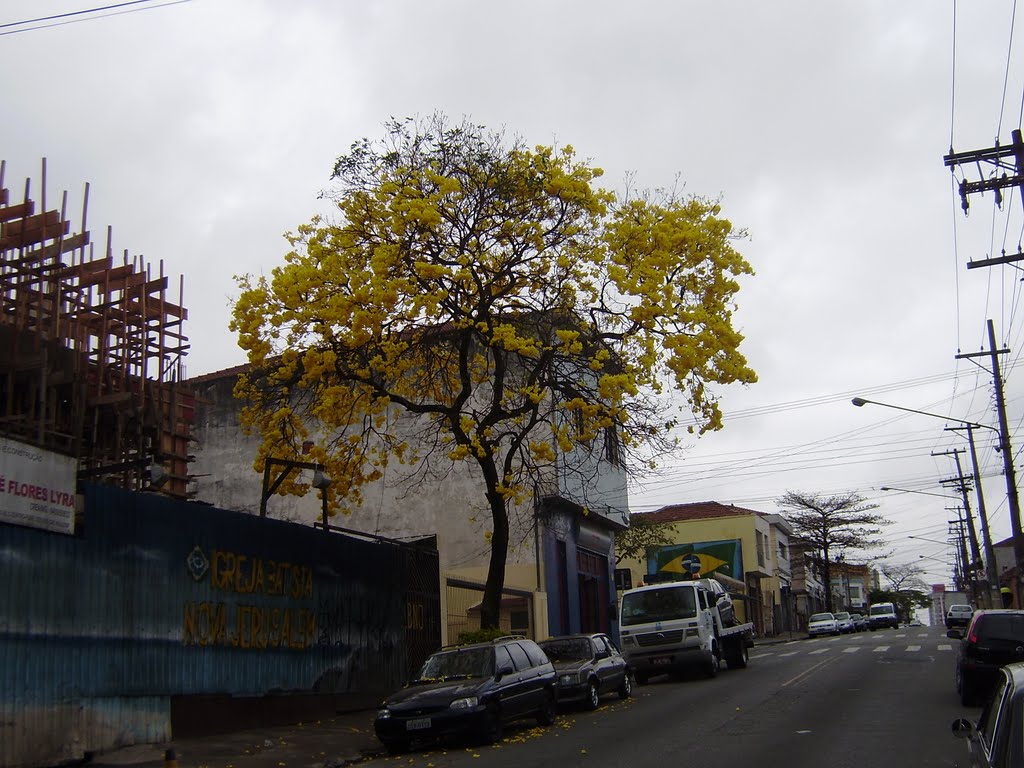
[{"x1": 852, "y1": 396, "x2": 1012, "y2": 607}]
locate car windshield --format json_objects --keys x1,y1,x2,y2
[
  {"x1": 539, "y1": 638, "x2": 592, "y2": 662},
  {"x1": 417, "y1": 647, "x2": 494, "y2": 681},
  {"x1": 621, "y1": 586, "x2": 697, "y2": 626},
  {"x1": 835, "y1": 612, "x2": 850, "y2": 620},
  {"x1": 870, "y1": 605, "x2": 893, "y2": 616},
  {"x1": 810, "y1": 613, "x2": 834, "y2": 622}
]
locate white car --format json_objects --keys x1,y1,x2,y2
[
  {"x1": 833, "y1": 611, "x2": 855, "y2": 634},
  {"x1": 808, "y1": 612, "x2": 840, "y2": 637}
]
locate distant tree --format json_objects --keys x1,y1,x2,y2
[
  {"x1": 881, "y1": 562, "x2": 928, "y2": 593},
  {"x1": 777, "y1": 491, "x2": 890, "y2": 613},
  {"x1": 615, "y1": 515, "x2": 674, "y2": 565},
  {"x1": 231, "y1": 114, "x2": 758, "y2": 629}
]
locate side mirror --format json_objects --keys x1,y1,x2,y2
[
  {"x1": 496, "y1": 663, "x2": 514, "y2": 680},
  {"x1": 947, "y1": 628, "x2": 965, "y2": 640},
  {"x1": 951, "y1": 718, "x2": 973, "y2": 739},
  {"x1": 595, "y1": 650, "x2": 609, "y2": 660}
]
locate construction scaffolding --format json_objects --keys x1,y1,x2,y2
[{"x1": 0, "y1": 159, "x2": 194, "y2": 498}]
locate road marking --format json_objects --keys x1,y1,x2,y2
[
  {"x1": 809, "y1": 648, "x2": 829, "y2": 655},
  {"x1": 842, "y1": 647, "x2": 860, "y2": 654},
  {"x1": 779, "y1": 651, "x2": 799, "y2": 657},
  {"x1": 874, "y1": 646, "x2": 889, "y2": 653},
  {"x1": 906, "y1": 645, "x2": 921, "y2": 652},
  {"x1": 938, "y1": 644, "x2": 952, "y2": 651},
  {"x1": 783, "y1": 656, "x2": 839, "y2": 687}
]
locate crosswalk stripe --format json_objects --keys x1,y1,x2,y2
[
  {"x1": 938, "y1": 644, "x2": 952, "y2": 651},
  {"x1": 779, "y1": 651, "x2": 798, "y2": 657},
  {"x1": 906, "y1": 645, "x2": 921, "y2": 652},
  {"x1": 810, "y1": 648, "x2": 829, "y2": 655},
  {"x1": 874, "y1": 646, "x2": 889, "y2": 652},
  {"x1": 843, "y1": 647, "x2": 860, "y2": 653}
]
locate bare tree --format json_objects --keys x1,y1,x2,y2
[
  {"x1": 615, "y1": 515, "x2": 674, "y2": 565},
  {"x1": 881, "y1": 562, "x2": 928, "y2": 593},
  {"x1": 777, "y1": 491, "x2": 890, "y2": 613}
]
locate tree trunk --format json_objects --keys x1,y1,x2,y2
[
  {"x1": 822, "y1": 546, "x2": 833, "y2": 614},
  {"x1": 479, "y1": 466, "x2": 510, "y2": 631}
]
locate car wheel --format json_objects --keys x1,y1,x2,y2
[
  {"x1": 535, "y1": 690, "x2": 557, "y2": 726},
  {"x1": 618, "y1": 671, "x2": 633, "y2": 699},
  {"x1": 726, "y1": 642, "x2": 749, "y2": 670},
  {"x1": 705, "y1": 646, "x2": 720, "y2": 679},
  {"x1": 480, "y1": 703, "x2": 503, "y2": 744},
  {"x1": 382, "y1": 738, "x2": 410, "y2": 755},
  {"x1": 584, "y1": 680, "x2": 600, "y2": 710}
]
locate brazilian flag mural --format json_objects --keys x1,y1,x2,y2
[{"x1": 648, "y1": 539, "x2": 743, "y2": 581}]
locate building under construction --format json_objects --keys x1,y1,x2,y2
[{"x1": 0, "y1": 159, "x2": 194, "y2": 497}]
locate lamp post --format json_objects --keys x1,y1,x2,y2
[{"x1": 853, "y1": 397, "x2": 1009, "y2": 607}]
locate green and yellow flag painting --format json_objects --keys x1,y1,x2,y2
[{"x1": 649, "y1": 539, "x2": 743, "y2": 580}]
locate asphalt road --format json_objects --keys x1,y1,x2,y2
[{"x1": 367, "y1": 626, "x2": 976, "y2": 768}]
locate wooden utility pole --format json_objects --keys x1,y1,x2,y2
[
  {"x1": 955, "y1": 321, "x2": 1024, "y2": 604},
  {"x1": 935, "y1": 447, "x2": 983, "y2": 604}
]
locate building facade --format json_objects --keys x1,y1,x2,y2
[
  {"x1": 187, "y1": 368, "x2": 629, "y2": 644},
  {"x1": 617, "y1": 501, "x2": 794, "y2": 638}
]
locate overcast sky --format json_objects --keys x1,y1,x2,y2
[{"x1": 4, "y1": 1, "x2": 1024, "y2": 586}]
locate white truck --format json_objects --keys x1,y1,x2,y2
[{"x1": 618, "y1": 580, "x2": 754, "y2": 684}]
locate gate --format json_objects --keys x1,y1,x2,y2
[{"x1": 445, "y1": 578, "x2": 534, "y2": 642}]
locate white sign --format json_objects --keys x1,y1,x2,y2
[{"x1": 0, "y1": 437, "x2": 77, "y2": 535}]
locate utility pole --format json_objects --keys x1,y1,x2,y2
[
  {"x1": 936, "y1": 448, "x2": 984, "y2": 605},
  {"x1": 955, "y1": 320, "x2": 1024, "y2": 606},
  {"x1": 948, "y1": 424, "x2": 1000, "y2": 608},
  {"x1": 950, "y1": 512, "x2": 969, "y2": 594}
]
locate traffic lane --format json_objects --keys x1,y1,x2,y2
[
  {"x1": 362, "y1": 630, "x2": 974, "y2": 768},
  {"x1": 364, "y1": 630, "x2": 974, "y2": 768},
  {"x1": 723, "y1": 629, "x2": 972, "y2": 768}
]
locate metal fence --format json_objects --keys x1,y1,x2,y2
[{"x1": 445, "y1": 578, "x2": 534, "y2": 643}]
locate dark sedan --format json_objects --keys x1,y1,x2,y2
[
  {"x1": 538, "y1": 633, "x2": 632, "y2": 710},
  {"x1": 952, "y1": 660, "x2": 1024, "y2": 767},
  {"x1": 374, "y1": 636, "x2": 557, "y2": 753}
]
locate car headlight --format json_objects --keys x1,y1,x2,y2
[
  {"x1": 559, "y1": 674, "x2": 574, "y2": 686},
  {"x1": 450, "y1": 696, "x2": 479, "y2": 710},
  {"x1": 377, "y1": 708, "x2": 391, "y2": 719},
  {"x1": 621, "y1": 636, "x2": 634, "y2": 646}
]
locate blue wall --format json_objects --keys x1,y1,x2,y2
[{"x1": 0, "y1": 485, "x2": 439, "y2": 768}]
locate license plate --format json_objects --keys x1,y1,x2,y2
[
  {"x1": 652, "y1": 657, "x2": 671, "y2": 665},
  {"x1": 406, "y1": 718, "x2": 431, "y2": 731}
]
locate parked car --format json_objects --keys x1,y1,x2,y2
[
  {"x1": 867, "y1": 602, "x2": 900, "y2": 630},
  {"x1": 697, "y1": 576, "x2": 739, "y2": 627},
  {"x1": 947, "y1": 604, "x2": 975, "y2": 629},
  {"x1": 948, "y1": 610, "x2": 1024, "y2": 706},
  {"x1": 374, "y1": 636, "x2": 557, "y2": 753},
  {"x1": 807, "y1": 612, "x2": 840, "y2": 637},
  {"x1": 833, "y1": 611, "x2": 855, "y2": 634},
  {"x1": 952, "y1": 660, "x2": 1024, "y2": 767},
  {"x1": 538, "y1": 633, "x2": 632, "y2": 709},
  {"x1": 850, "y1": 613, "x2": 867, "y2": 631}
]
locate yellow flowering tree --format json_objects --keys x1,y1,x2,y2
[{"x1": 231, "y1": 115, "x2": 757, "y2": 629}]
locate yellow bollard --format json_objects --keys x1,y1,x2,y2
[{"x1": 164, "y1": 748, "x2": 178, "y2": 768}]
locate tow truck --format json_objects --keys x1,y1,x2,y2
[{"x1": 618, "y1": 579, "x2": 755, "y2": 683}]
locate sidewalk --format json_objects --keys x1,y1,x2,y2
[{"x1": 87, "y1": 709, "x2": 383, "y2": 768}]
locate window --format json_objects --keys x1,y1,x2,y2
[
  {"x1": 494, "y1": 646, "x2": 514, "y2": 672},
  {"x1": 614, "y1": 568, "x2": 633, "y2": 591},
  {"x1": 620, "y1": 586, "x2": 697, "y2": 626},
  {"x1": 506, "y1": 642, "x2": 532, "y2": 671},
  {"x1": 603, "y1": 426, "x2": 621, "y2": 466},
  {"x1": 523, "y1": 641, "x2": 549, "y2": 667},
  {"x1": 756, "y1": 531, "x2": 766, "y2": 567}
]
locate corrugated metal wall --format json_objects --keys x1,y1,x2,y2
[{"x1": 0, "y1": 485, "x2": 440, "y2": 768}]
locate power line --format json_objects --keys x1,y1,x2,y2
[{"x1": 0, "y1": 0, "x2": 191, "y2": 37}]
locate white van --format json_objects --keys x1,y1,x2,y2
[{"x1": 867, "y1": 602, "x2": 899, "y2": 630}]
